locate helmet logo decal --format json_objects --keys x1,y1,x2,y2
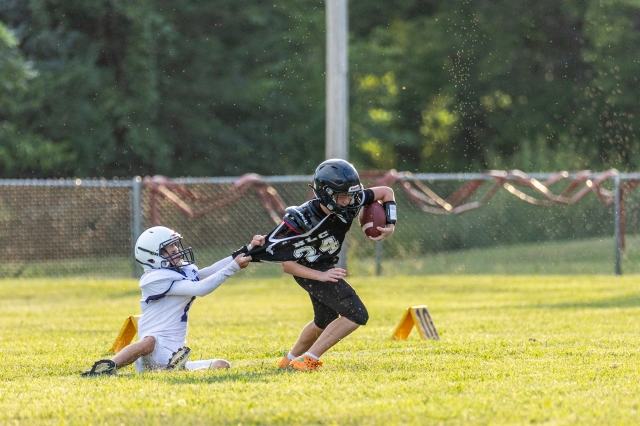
[{"x1": 311, "y1": 159, "x2": 363, "y2": 220}]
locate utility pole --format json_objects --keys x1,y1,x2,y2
[
  {"x1": 325, "y1": 0, "x2": 348, "y2": 161},
  {"x1": 325, "y1": 0, "x2": 349, "y2": 270},
  {"x1": 614, "y1": 174, "x2": 622, "y2": 275}
]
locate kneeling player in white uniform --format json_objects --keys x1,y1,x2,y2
[{"x1": 82, "y1": 226, "x2": 264, "y2": 376}]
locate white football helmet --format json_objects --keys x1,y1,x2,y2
[{"x1": 135, "y1": 226, "x2": 194, "y2": 271}]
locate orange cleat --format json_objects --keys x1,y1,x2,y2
[
  {"x1": 290, "y1": 355, "x2": 323, "y2": 371},
  {"x1": 278, "y1": 351, "x2": 293, "y2": 369}
]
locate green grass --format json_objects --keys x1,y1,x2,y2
[{"x1": 2, "y1": 274, "x2": 640, "y2": 424}]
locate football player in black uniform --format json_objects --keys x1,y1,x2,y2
[{"x1": 234, "y1": 159, "x2": 396, "y2": 371}]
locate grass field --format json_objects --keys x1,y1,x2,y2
[{"x1": 2, "y1": 274, "x2": 640, "y2": 425}]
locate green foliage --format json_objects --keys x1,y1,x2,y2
[
  {"x1": 350, "y1": 0, "x2": 640, "y2": 172},
  {"x1": 153, "y1": 0, "x2": 327, "y2": 176},
  {"x1": 0, "y1": 22, "x2": 32, "y2": 93},
  {"x1": 1, "y1": 0, "x2": 640, "y2": 177},
  {"x1": 581, "y1": 0, "x2": 640, "y2": 168},
  {"x1": 0, "y1": 123, "x2": 76, "y2": 176},
  {"x1": 0, "y1": 19, "x2": 74, "y2": 177},
  {"x1": 2, "y1": 275, "x2": 640, "y2": 424},
  {"x1": 6, "y1": 0, "x2": 170, "y2": 177}
]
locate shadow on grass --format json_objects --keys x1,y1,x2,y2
[
  {"x1": 158, "y1": 368, "x2": 288, "y2": 384},
  {"x1": 93, "y1": 359, "x2": 293, "y2": 383},
  {"x1": 536, "y1": 295, "x2": 640, "y2": 310},
  {"x1": 442, "y1": 295, "x2": 640, "y2": 313}
]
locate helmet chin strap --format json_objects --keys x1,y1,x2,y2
[
  {"x1": 334, "y1": 213, "x2": 348, "y2": 223},
  {"x1": 332, "y1": 202, "x2": 361, "y2": 221},
  {"x1": 314, "y1": 189, "x2": 363, "y2": 221}
]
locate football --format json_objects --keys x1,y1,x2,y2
[{"x1": 359, "y1": 201, "x2": 386, "y2": 238}]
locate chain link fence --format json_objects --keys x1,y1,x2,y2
[
  {"x1": 2, "y1": 172, "x2": 639, "y2": 278},
  {"x1": 0, "y1": 179, "x2": 133, "y2": 277}
]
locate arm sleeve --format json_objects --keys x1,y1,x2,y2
[
  {"x1": 362, "y1": 189, "x2": 375, "y2": 206},
  {"x1": 167, "y1": 261, "x2": 241, "y2": 297},
  {"x1": 231, "y1": 245, "x2": 250, "y2": 258},
  {"x1": 199, "y1": 256, "x2": 235, "y2": 278}
]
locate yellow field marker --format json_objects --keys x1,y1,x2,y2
[
  {"x1": 391, "y1": 305, "x2": 439, "y2": 340},
  {"x1": 110, "y1": 315, "x2": 141, "y2": 353}
]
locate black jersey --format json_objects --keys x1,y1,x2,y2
[{"x1": 243, "y1": 190, "x2": 374, "y2": 269}]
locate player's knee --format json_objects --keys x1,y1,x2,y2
[
  {"x1": 314, "y1": 314, "x2": 338, "y2": 330},
  {"x1": 346, "y1": 306, "x2": 369, "y2": 326},
  {"x1": 209, "y1": 359, "x2": 231, "y2": 369},
  {"x1": 139, "y1": 336, "x2": 156, "y2": 355}
]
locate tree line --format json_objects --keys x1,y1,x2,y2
[{"x1": 1, "y1": 0, "x2": 639, "y2": 179}]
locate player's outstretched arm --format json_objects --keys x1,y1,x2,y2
[
  {"x1": 369, "y1": 186, "x2": 395, "y2": 203},
  {"x1": 170, "y1": 261, "x2": 242, "y2": 296},
  {"x1": 282, "y1": 261, "x2": 346, "y2": 282},
  {"x1": 234, "y1": 254, "x2": 252, "y2": 269},
  {"x1": 202, "y1": 235, "x2": 265, "y2": 277}
]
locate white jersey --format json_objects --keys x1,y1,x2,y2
[{"x1": 136, "y1": 256, "x2": 240, "y2": 348}]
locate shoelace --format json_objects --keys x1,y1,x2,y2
[{"x1": 306, "y1": 359, "x2": 323, "y2": 367}]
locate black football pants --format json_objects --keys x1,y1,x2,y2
[{"x1": 293, "y1": 275, "x2": 369, "y2": 328}]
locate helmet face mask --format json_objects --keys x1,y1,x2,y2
[
  {"x1": 135, "y1": 226, "x2": 195, "y2": 271},
  {"x1": 312, "y1": 159, "x2": 364, "y2": 220}
]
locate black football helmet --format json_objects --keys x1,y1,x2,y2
[{"x1": 312, "y1": 159, "x2": 364, "y2": 220}]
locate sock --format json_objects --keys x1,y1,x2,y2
[
  {"x1": 287, "y1": 352, "x2": 296, "y2": 361},
  {"x1": 303, "y1": 351, "x2": 319, "y2": 361}
]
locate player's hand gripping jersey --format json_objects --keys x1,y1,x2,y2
[{"x1": 242, "y1": 190, "x2": 375, "y2": 268}]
